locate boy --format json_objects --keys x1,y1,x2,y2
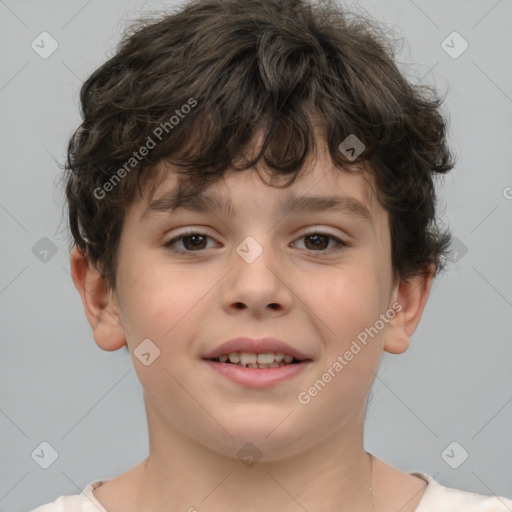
[{"x1": 32, "y1": 0, "x2": 512, "y2": 510}]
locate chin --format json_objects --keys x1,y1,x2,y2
[{"x1": 208, "y1": 414, "x2": 310, "y2": 459}]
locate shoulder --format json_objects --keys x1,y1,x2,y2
[
  {"x1": 28, "y1": 496, "x2": 78, "y2": 512},
  {"x1": 27, "y1": 481, "x2": 108, "y2": 512},
  {"x1": 413, "y1": 472, "x2": 512, "y2": 512}
]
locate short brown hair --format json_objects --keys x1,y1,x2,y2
[{"x1": 62, "y1": 0, "x2": 454, "y2": 291}]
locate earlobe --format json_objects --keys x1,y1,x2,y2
[
  {"x1": 69, "y1": 246, "x2": 126, "y2": 351},
  {"x1": 383, "y1": 265, "x2": 434, "y2": 355}
]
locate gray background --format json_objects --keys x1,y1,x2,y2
[{"x1": 1, "y1": 0, "x2": 511, "y2": 510}]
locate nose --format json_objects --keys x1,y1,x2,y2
[{"x1": 221, "y1": 236, "x2": 293, "y2": 318}]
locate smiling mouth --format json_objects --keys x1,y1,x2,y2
[{"x1": 204, "y1": 352, "x2": 309, "y2": 369}]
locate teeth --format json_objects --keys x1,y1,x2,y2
[
  {"x1": 257, "y1": 353, "x2": 275, "y2": 364},
  {"x1": 228, "y1": 352, "x2": 240, "y2": 364},
  {"x1": 239, "y1": 352, "x2": 257, "y2": 365},
  {"x1": 247, "y1": 362, "x2": 285, "y2": 369},
  {"x1": 215, "y1": 352, "x2": 298, "y2": 365}
]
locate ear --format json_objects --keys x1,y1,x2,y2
[
  {"x1": 383, "y1": 265, "x2": 434, "y2": 355},
  {"x1": 69, "y1": 246, "x2": 126, "y2": 351}
]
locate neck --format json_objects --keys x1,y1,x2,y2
[{"x1": 134, "y1": 398, "x2": 376, "y2": 512}]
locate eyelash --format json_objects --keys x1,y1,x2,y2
[{"x1": 163, "y1": 229, "x2": 348, "y2": 255}]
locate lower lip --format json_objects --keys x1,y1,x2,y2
[{"x1": 203, "y1": 360, "x2": 312, "y2": 388}]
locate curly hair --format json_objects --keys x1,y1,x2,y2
[{"x1": 62, "y1": 0, "x2": 454, "y2": 292}]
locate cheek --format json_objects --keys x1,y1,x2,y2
[
  {"x1": 125, "y1": 268, "x2": 214, "y2": 358},
  {"x1": 309, "y1": 262, "x2": 384, "y2": 338},
  {"x1": 307, "y1": 267, "x2": 387, "y2": 408}
]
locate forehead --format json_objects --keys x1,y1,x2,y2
[
  {"x1": 129, "y1": 141, "x2": 382, "y2": 227},
  {"x1": 136, "y1": 167, "x2": 374, "y2": 221}
]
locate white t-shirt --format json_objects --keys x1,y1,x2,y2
[{"x1": 29, "y1": 472, "x2": 512, "y2": 512}]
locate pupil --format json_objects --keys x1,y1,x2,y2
[
  {"x1": 184, "y1": 235, "x2": 206, "y2": 250},
  {"x1": 306, "y1": 234, "x2": 327, "y2": 250}
]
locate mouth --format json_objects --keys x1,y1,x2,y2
[
  {"x1": 203, "y1": 351, "x2": 310, "y2": 369},
  {"x1": 201, "y1": 338, "x2": 314, "y2": 387},
  {"x1": 202, "y1": 351, "x2": 313, "y2": 388}
]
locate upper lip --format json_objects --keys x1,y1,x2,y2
[{"x1": 202, "y1": 337, "x2": 312, "y2": 361}]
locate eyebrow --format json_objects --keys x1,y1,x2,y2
[{"x1": 141, "y1": 189, "x2": 373, "y2": 224}]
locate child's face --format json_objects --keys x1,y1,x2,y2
[{"x1": 76, "y1": 142, "x2": 430, "y2": 458}]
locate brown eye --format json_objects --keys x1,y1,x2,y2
[
  {"x1": 293, "y1": 231, "x2": 347, "y2": 253},
  {"x1": 164, "y1": 231, "x2": 216, "y2": 252},
  {"x1": 181, "y1": 234, "x2": 208, "y2": 250},
  {"x1": 304, "y1": 234, "x2": 330, "y2": 250}
]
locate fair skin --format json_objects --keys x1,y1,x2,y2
[{"x1": 71, "y1": 142, "x2": 433, "y2": 512}]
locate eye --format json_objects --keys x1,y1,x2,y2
[
  {"x1": 163, "y1": 231, "x2": 218, "y2": 252},
  {"x1": 292, "y1": 231, "x2": 347, "y2": 253},
  {"x1": 163, "y1": 229, "x2": 347, "y2": 254}
]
